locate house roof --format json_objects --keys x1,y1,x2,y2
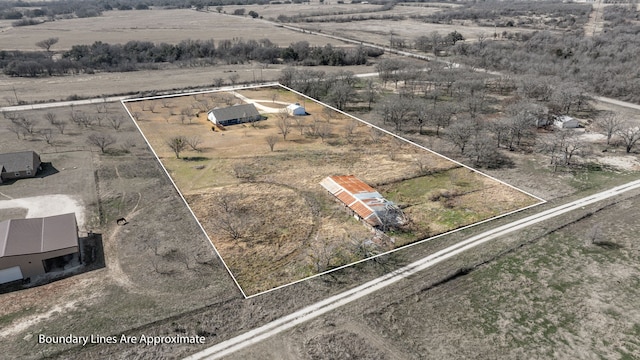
[
  {"x1": 208, "y1": 104, "x2": 260, "y2": 122},
  {"x1": 320, "y1": 175, "x2": 395, "y2": 226},
  {"x1": 0, "y1": 151, "x2": 40, "y2": 174},
  {"x1": 0, "y1": 213, "x2": 78, "y2": 258}
]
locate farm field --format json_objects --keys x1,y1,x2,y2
[
  {"x1": 0, "y1": 9, "x2": 345, "y2": 51},
  {"x1": 125, "y1": 84, "x2": 540, "y2": 295}
]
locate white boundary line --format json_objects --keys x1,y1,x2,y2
[
  {"x1": 120, "y1": 83, "x2": 546, "y2": 299},
  {"x1": 119, "y1": 97, "x2": 248, "y2": 298},
  {"x1": 185, "y1": 178, "x2": 640, "y2": 360}
]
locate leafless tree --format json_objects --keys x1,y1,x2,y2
[
  {"x1": 293, "y1": 116, "x2": 306, "y2": 135},
  {"x1": 161, "y1": 99, "x2": 171, "y2": 108},
  {"x1": 14, "y1": 117, "x2": 36, "y2": 135},
  {"x1": 40, "y1": 128, "x2": 55, "y2": 145},
  {"x1": 363, "y1": 78, "x2": 378, "y2": 110},
  {"x1": 108, "y1": 116, "x2": 123, "y2": 130},
  {"x1": 539, "y1": 130, "x2": 584, "y2": 171},
  {"x1": 369, "y1": 127, "x2": 383, "y2": 143},
  {"x1": 617, "y1": 126, "x2": 640, "y2": 153},
  {"x1": 44, "y1": 112, "x2": 57, "y2": 124},
  {"x1": 35, "y1": 37, "x2": 58, "y2": 52},
  {"x1": 131, "y1": 112, "x2": 141, "y2": 121},
  {"x1": 87, "y1": 133, "x2": 117, "y2": 153},
  {"x1": 265, "y1": 135, "x2": 279, "y2": 152},
  {"x1": 148, "y1": 103, "x2": 156, "y2": 113},
  {"x1": 344, "y1": 119, "x2": 358, "y2": 142},
  {"x1": 212, "y1": 194, "x2": 246, "y2": 240},
  {"x1": 213, "y1": 78, "x2": 225, "y2": 87},
  {"x1": 275, "y1": 111, "x2": 292, "y2": 140},
  {"x1": 317, "y1": 122, "x2": 332, "y2": 143},
  {"x1": 595, "y1": 111, "x2": 624, "y2": 145},
  {"x1": 167, "y1": 136, "x2": 188, "y2": 158},
  {"x1": 52, "y1": 120, "x2": 67, "y2": 134},
  {"x1": 446, "y1": 118, "x2": 475, "y2": 154},
  {"x1": 186, "y1": 136, "x2": 202, "y2": 152},
  {"x1": 228, "y1": 73, "x2": 240, "y2": 85}
]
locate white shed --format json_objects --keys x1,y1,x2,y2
[
  {"x1": 287, "y1": 103, "x2": 306, "y2": 116},
  {"x1": 554, "y1": 115, "x2": 579, "y2": 129}
]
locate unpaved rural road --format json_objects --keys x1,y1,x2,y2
[{"x1": 184, "y1": 178, "x2": 640, "y2": 360}]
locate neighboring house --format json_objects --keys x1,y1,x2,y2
[
  {"x1": 0, "y1": 151, "x2": 41, "y2": 184},
  {"x1": 320, "y1": 175, "x2": 405, "y2": 228},
  {"x1": 287, "y1": 103, "x2": 306, "y2": 116},
  {"x1": 207, "y1": 104, "x2": 262, "y2": 126},
  {"x1": 0, "y1": 213, "x2": 79, "y2": 284},
  {"x1": 554, "y1": 115, "x2": 580, "y2": 129}
]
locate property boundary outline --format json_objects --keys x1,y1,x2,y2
[{"x1": 121, "y1": 82, "x2": 547, "y2": 299}]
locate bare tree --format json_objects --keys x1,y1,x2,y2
[
  {"x1": 317, "y1": 122, "x2": 332, "y2": 143},
  {"x1": 8, "y1": 123, "x2": 25, "y2": 139},
  {"x1": 40, "y1": 128, "x2": 55, "y2": 145},
  {"x1": 617, "y1": 126, "x2": 640, "y2": 153},
  {"x1": 44, "y1": 112, "x2": 57, "y2": 125},
  {"x1": 87, "y1": 133, "x2": 117, "y2": 153},
  {"x1": 595, "y1": 111, "x2": 624, "y2": 145},
  {"x1": 186, "y1": 136, "x2": 202, "y2": 152},
  {"x1": 265, "y1": 135, "x2": 279, "y2": 152},
  {"x1": 212, "y1": 194, "x2": 246, "y2": 240},
  {"x1": 446, "y1": 118, "x2": 475, "y2": 154},
  {"x1": 228, "y1": 73, "x2": 240, "y2": 85},
  {"x1": 35, "y1": 37, "x2": 59, "y2": 52},
  {"x1": 167, "y1": 136, "x2": 187, "y2": 158},
  {"x1": 18, "y1": 117, "x2": 37, "y2": 135},
  {"x1": 148, "y1": 103, "x2": 156, "y2": 113},
  {"x1": 52, "y1": 120, "x2": 67, "y2": 134},
  {"x1": 344, "y1": 119, "x2": 358, "y2": 142},
  {"x1": 108, "y1": 116, "x2": 123, "y2": 130},
  {"x1": 275, "y1": 111, "x2": 292, "y2": 140}
]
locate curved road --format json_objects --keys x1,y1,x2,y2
[{"x1": 185, "y1": 179, "x2": 640, "y2": 360}]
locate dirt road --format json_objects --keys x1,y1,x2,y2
[{"x1": 184, "y1": 178, "x2": 640, "y2": 360}]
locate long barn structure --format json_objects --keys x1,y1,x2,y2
[{"x1": 320, "y1": 175, "x2": 404, "y2": 228}]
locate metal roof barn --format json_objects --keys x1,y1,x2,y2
[
  {"x1": 0, "y1": 213, "x2": 79, "y2": 283},
  {"x1": 320, "y1": 175, "x2": 401, "y2": 227}
]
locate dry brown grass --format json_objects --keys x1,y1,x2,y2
[{"x1": 125, "y1": 85, "x2": 539, "y2": 295}]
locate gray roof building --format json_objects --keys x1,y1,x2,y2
[
  {"x1": 0, "y1": 151, "x2": 41, "y2": 184},
  {"x1": 0, "y1": 213, "x2": 79, "y2": 283},
  {"x1": 207, "y1": 104, "x2": 262, "y2": 126}
]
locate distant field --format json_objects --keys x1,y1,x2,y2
[
  {"x1": 0, "y1": 8, "x2": 345, "y2": 51},
  {"x1": 125, "y1": 85, "x2": 540, "y2": 295}
]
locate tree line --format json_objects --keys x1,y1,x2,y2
[
  {"x1": 2, "y1": 39, "x2": 381, "y2": 77},
  {"x1": 430, "y1": 10, "x2": 640, "y2": 104}
]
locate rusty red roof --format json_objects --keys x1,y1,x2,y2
[{"x1": 320, "y1": 175, "x2": 389, "y2": 226}]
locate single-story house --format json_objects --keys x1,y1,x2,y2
[
  {"x1": 287, "y1": 103, "x2": 306, "y2": 116},
  {"x1": 554, "y1": 115, "x2": 580, "y2": 129},
  {"x1": 0, "y1": 213, "x2": 79, "y2": 284},
  {"x1": 0, "y1": 151, "x2": 41, "y2": 185},
  {"x1": 320, "y1": 175, "x2": 405, "y2": 228},
  {"x1": 207, "y1": 104, "x2": 262, "y2": 126}
]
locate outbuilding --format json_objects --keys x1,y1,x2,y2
[
  {"x1": 554, "y1": 115, "x2": 580, "y2": 129},
  {"x1": 207, "y1": 104, "x2": 262, "y2": 126},
  {"x1": 0, "y1": 213, "x2": 79, "y2": 284},
  {"x1": 286, "y1": 103, "x2": 306, "y2": 116},
  {"x1": 0, "y1": 151, "x2": 41, "y2": 185},
  {"x1": 320, "y1": 175, "x2": 405, "y2": 229}
]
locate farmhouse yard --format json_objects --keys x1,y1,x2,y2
[{"x1": 125, "y1": 85, "x2": 540, "y2": 295}]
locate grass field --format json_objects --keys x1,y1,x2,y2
[{"x1": 125, "y1": 84, "x2": 540, "y2": 295}]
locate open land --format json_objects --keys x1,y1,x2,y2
[
  {"x1": 125, "y1": 85, "x2": 539, "y2": 295},
  {"x1": 1, "y1": 2, "x2": 640, "y2": 359}
]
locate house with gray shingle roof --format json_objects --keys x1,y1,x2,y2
[
  {"x1": 207, "y1": 104, "x2": 262, "y2": 126},
  {"x1": 0, "y1": 151, "x2": 41, "y2": 185}
]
